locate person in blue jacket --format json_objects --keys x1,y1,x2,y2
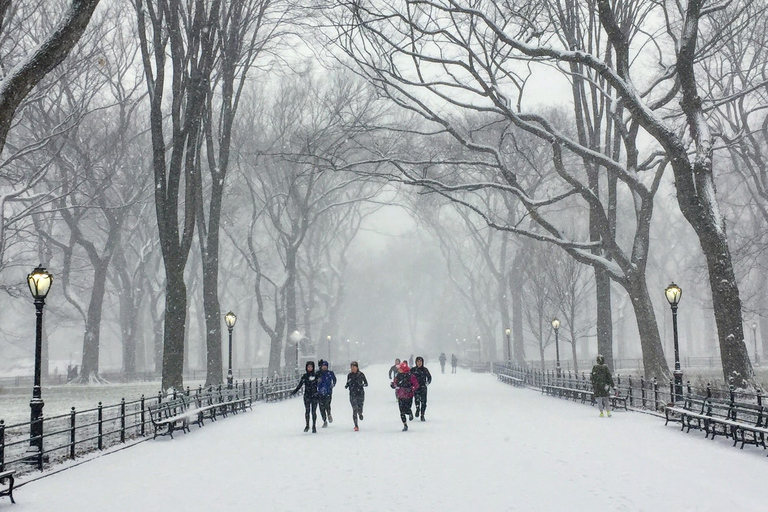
[
  {"x1": 317, "y1": 359, "x2": 337, "y2": 427},
  {"x1": 291, "y1": 361, "x2": 319, "y2": 433}
]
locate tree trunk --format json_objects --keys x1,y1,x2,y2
[
  {"x1": 161, "y1": 267, "x2": 187, "y2": 390},
  {"x1": 78, "y1": 261, "x2": 109, "y2": 383},
  {"x1": 510, "y1": 252, "x2": 526, "y2": 363},
  {"x1": 625, "y1": 274, "x2": 669, "y2": 380},
  {"x1": 284, "y1": 250, "x2": 298, "y2": 368},
  {"x1": 595, "y1": 267, "x2": 613, "y2": 368}
]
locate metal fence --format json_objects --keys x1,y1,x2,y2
[
  {"x1": 0, "y1": 372, "x2": 300, "y2": 475},
  {"x1": 522, "y1": 356, "x2": 727, "y2": 373},
  {"x1": 0, "y1": 367, "x2": 274, "y2": 389},
  {"x1": 493, "y1": 363, "x2": 765, "y2": 412}
]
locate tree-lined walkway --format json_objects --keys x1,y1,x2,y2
[{"x1": 11, "y1": 365, "x2": 765, "y2": 511}]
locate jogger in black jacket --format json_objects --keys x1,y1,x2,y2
[
  {"x1": 410, "y1": 356, "x2": 432, "y2": 421},
  {"x1": 345, "y1": 361, "x2": 368, "y2": 431},
  {"x1": 291, "y1": 361, "x2": 319, "y2": 433}
]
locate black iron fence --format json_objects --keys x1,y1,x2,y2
[
  {"x1": 493, "y1": 363, "x2": 765, "y2": 412},
  {"x1": 0, "y1": 372, "x2": 300, "y2": 475},
  {"x1": 0, "y1": 367, "x2": 274, "y2": 389},
  {"x1": 523, "y1": 356, "x2": 727, "y2": 373}
]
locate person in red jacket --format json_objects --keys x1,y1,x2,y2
[{"x1": 391, "y1": 361, "x2": 419, "y2": 431}]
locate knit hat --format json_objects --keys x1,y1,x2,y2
[
  {"x1": 306, "y1": 361, "x2": 315, "y2": 371},
  {"x1": 350, "y1": 361, "x2": 358, "y2": 367},
  {"x1": 399, "y1": 361, "x2": 410, "y2": 372},
  {"x1": 321, "y1": 360, "x2": 329, "y2": 368},
  {"x1": 596, "y1": 354, "x2": 604, "y2": 365}
]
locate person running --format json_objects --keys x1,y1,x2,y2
[
  {"x1": 439, "y1": 353, "x2": 447, "y2": 374},
  {"x1": 317, "y1": 359, "x2": 337, "y2": 427},
  {"x1": 345, "y1": 361, "x2": 368, "y2": 431},
  {"x1": 451, "y1": 353, "x2": 458, "y2": 374},
  {"x1": 590, "y1": 354, "x2": 615, "y2": 417},
  {"x1": 411, "y1": 356, "x2": 432, "y2": 421},
  {"x1": 391, "y1": 361, "x2": 419, "y2": 431},
  {"x1": 290, "y1": 361, "x2": 320, "y2": 432},
  {"x1": 388, "y1": 358, "x2": 401, "y2": 380}
]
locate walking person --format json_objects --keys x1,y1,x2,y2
[
  {"x1": 439, "y1": 353, "x2": 447, "y2": 374},
  {"x1": 411, "y1": 356, "x2": 432, "y2": 421},
  {"x1": 345, "y1": 361, "x2": 368, "y2": 431},
  {"x1": 451, "y1": 353, "x2": 458, "y2": 373},
  {"x1": 391, "y1": 361, "x2": 419, "y2": 431},
  {"x1": 317, "y1": 360, "x2": 337, "y2": 427},
  {"x1": 388, "y1": 358, "x2": 401, "y2": 380},
  {"x1": 590, "y1": 354, "x2": 615, "y2": 417},
  {"x1": 291, "y1": 361, "x2": 320, "y2": 432}
]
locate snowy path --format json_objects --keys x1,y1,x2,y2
[{"x1": 8, "y1": 365, "x2": 766, "y2": 511}]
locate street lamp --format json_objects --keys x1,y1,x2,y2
[
  {"x1": 551, "y1": 318, "x2": 561, "y2": 377},
  {"x1": 751, "y1": 323, "x2": 759, "y2": 366},
  {"x1": 476, "y1": 335, "x2": 481, "y2": 361},
  {"x1": 224, "y1": 311, "x2": 237, "y2": 389},
  {"x1": 327, "y1": 335, "x2": 332, "y2": 363},
  {"x1": 505, "y1": 328, "x2": 512, "y2": 365},
  {"x1": 664, "y1": 282, "x2": 683, "y2": 403},
  {"x1": 346, "y1": 339, "x2": 350, "y2": 361},
  {"x1": 291, "y1": 330, "x2": 301, "y2": 372},
  {"x1": 26, "y1": 265, "x2": 53, "y2": 463}
]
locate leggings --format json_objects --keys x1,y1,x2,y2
[
  {"x1": 596, "y1": 396, "x2": 612, "y2": 413},
  {"x1": 319, "y1": 395, "x2": 333, "y2": 421},
  {"x1": 304, "y1": 396, "x2": 318, "y2": 426},
  {"x1": 414, "y1": 387, "x2": 427, "y2": 415},
  {"x1": 398, "y1": 397, "x2": 413, "y2": 423},
  {"x1": 350, "y1": 394, "x2": 364, "y2": 427}
]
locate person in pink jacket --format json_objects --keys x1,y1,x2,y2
[{"x1": 391, "y1": 361, "x2": 420, "y2": 431}]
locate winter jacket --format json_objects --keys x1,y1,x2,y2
[
  {"x1": 388, "y1": 365, "x2": 399, "y2": 380},
  {"x1": 291, "y1": 371, "x2": 319, "y2": 399},
  {"x1": 439, "y1": 353, "x2": 447, "y2": 365},
  {"x1": 317, "y1": 369, "x2": 337, "y2": 396},
  {"x1": 345, "y1": 371, "x2": 368, "y2": 397},
  {"x1": 590, "y1": 364, "x2": 614, "y2": 398},
  {"x1": 391, "y1": 372, "x2": 420, "y2": 399},
  {"x1": 410, "y1": 366, "x2": 432, "y2": 388},
  {"x1": 451, "y1": 355, "x2": 458, "y2": 366}
]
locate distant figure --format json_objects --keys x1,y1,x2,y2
[
  {"x1": 451, "y1": 354, "x2": 458, "y2": 373},
  {"x1": 316, "y1": 360, "x2": 337, "y2": 427},
  {"x1": 439, "y1": 353, "x2": 447, "y2": 374},
  {"x1": 590, "y1": 354, "x2": 615, "y2": 418},
  {"x1": 345, "y1": 361, "x2": 368, "y2": 431},
  {"x1": 291, "y1": 361, "x2": 319, "y2": 432},
  {"x1": 411, "y1": 356, "x2": 432, "y2": 421},
  {"x1": 389, "y1": 358, "x2": 401, "y2": 380},
  {"x1": 391, "y1": 361, "x2": 419, "y2": 431},
  {"x1": 409, "y1": 354, "x2": 414, "y2": 367}
]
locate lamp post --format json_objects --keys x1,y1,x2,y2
[
  {"x1": 476, "y1": 335, "x2": 481, "y2": 361},
  {"x1": 224, "y1": 311, "x2": 237, "y2": 389},
  {"x1": 551, "y1": 318, "x2": 561, "y2": 377},
  {"x1": 505, "y1": 328, "x2": 512, "y2": 365},
  {"x1": 291, "y1": 330, "x2": 301, "y2": 373},
  {"x1": 664, "y1": 282, "x2": 683, "y2": 403},
  {"x1": 346, "y1": 339, "x2": 350, "y2": 361},
  {"x1": 327, "y1": 335, "x2": 332, "y2": 363},
  {"x1": 26, "y1": 265, "x2": 53, "y2": 463},
  {"x1": 751, "y1": 323, "x2": 759, "y2": 366}
]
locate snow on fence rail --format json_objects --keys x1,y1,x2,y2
[{"x1": 0, "y1": 373, "x2": 300, "y2": 476}]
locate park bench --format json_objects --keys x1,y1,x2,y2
[
  {"x1": 542, "y1": 383, "x2": 594, "y2": 404},
  {"x1": 497, "y1": 373, "x2": 525, "y2": 388},
  {"x1": 0, "y1": 470, "x2": 15, "y2": 504},
  {"x1": 218, "y1": 387, "x2": 252, "y2": 415},
  {"x1": 665, "y1": 389, "x2": 768, "y2": 453},
  {"x1": 147, "y1": 398, "x2": 191, "y2": 439},
  {"x1": 265, "y1": 380, "x2": 296, "y2": 402}
]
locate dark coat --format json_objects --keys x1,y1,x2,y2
[
  {"x1": 590, "y1": 364, "x2": 614, "y2": 397},
  {"x1": 388, "y1": 364, "x2": 399, "y2": 380},
  {"x1": 391, "y1": 372, "x2": 419, "y2": 399},
  {"x1": 451, "y1": 354, "x2": 458, "y2": 366},
  {"x1": 317, "y1": 369, "x2": 337, "y2": 396},
  {"x1": 292, "y1": 371, "x2": 319, "y2": 399},
  {"x1": 410, "y1": 365, "x2": 432, "y2": 388},
  {"x1": 345, "y1": 371, "x2": 368, "y2": 397}
]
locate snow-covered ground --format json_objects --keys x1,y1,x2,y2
[{"x1": 7, "y1": 364, "x2": 766, "y2": 511}]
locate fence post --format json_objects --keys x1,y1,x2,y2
[
  {"x1": 140, "y1": 395, "x2": 146, "y2": 437},
  {"x1": 0, "y1": 420, "x2": 4, "y2": 472},
  {"x1": 120, "y1": 398, "x2": 126, "y2": 443},
  {"x1": 158, "y1": 391, "x2": 163, "y2": 403},
  {"x1": 669, "y1": 379, "x2": 675, "y2": 405},
  {"x1": 186, "y1": 386, "x2": 191, "y2": 397},
  {"x1": 640, "y1": 376, "x2": 646, "y2": 408},
  {"x1": 653, "y1": 378, "x2": 659, "y2": 410},
  {"x1": 98, "y1": 402, "x2": 103, "y2": 450},
  {"x1": 70, "y1": 407, "x2": 76, "y2": 459},
  {"x1": 627, "y1": 375, "x2": 633, "y2": 407}
]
